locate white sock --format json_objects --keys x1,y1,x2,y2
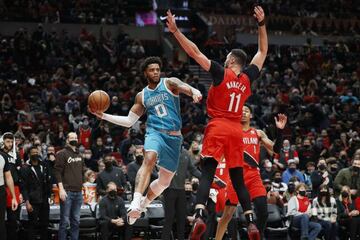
[
  {"x1": 141, "y1": 197, "x2": 152, "y2": 208},
  {"x1": 132, "y1": 192, "x2": 142, "y2": 206}
]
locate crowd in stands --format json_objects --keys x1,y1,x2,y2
[{"x1": 0, "y1": 10, "x2": 360, "y2": 238}]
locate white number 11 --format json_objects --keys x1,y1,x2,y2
[{"x1": 228, "y1": 93, "x2": 241, "y2": 112}]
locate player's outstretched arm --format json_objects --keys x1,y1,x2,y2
[
  {"x1": 258, "y1": 114, "x2": 287, "y2": 154},
  {"x1": 166, "y1": 10, "x2": 211, "y2": 71},
  {"x1": 166, "y1": 77, "x2": 202, "y2": 103},
  {"x1": 250, "y1": 6, "x2": 268, "y2": 71},
  {"x1": 89, "y1": 92, "x2": 145, "y2": 128}
]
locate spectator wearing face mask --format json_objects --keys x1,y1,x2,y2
[
  {"x1": 83, "y1": 149, "x2": 97, "y2": 172},
  {"x1": 326, "y1": 157, "x2": 339, "y2": 181},
  {"x1": 298, "y1": 138, "x2": 318, "y2": 171},
  {"x1": 312, "y1": 185, "x2": 337, "y2": 240},
  {"x1": 303, "y1": 161, "x2": 315, "y2": 189},
  {"x1": 284, "y1": 180, "x2": 298, "y2": 204},
  {"x1": 282, "y1": 159, "x2": 305, "y2": 184},
  {"x1": 338, "y1": 150, "x2": 350, "y2": 170},
  {"x1": 161, "y1": 147, "x2": 201, "y2": 240},
  {"x1": 99, "y1": 182, "x2": 132, "y2": 240},
  {"x1": 127, "y1": 146, "x2": 158, "y2": 193},
  {"x1": 20, "y1": 146, "x2": 52, "y2": 240},
  {"x1": 78, "y1": 116, "x2": 92, "y2": 149},
  {"x1": 334, "y1": 155, "x2": 360, "y2": 197},
  {"x1": 96, "y1": 154, "x2": 127, "y2": 197},
  {"x1": 273, "y1": 139, "x2": 299, "y2": 170},
  {"x1": 336, "y1": 185, "x2": 360, "y2": 240},
  {"x1": 44, "y1": 145, "x2": 57, "y2": 185},
  {"x1": 92, "y1": 137, "x2": 106, "y2": 160},
  {"x1": 188, "y1": 140, "x2": 201, "y2": 167},
  {"x1": 311, "y1": 158, "x2": 333, "y2": 198},
  {"x1": 264, "y1": 179, "x2": 284, "y2": 209},
  {"x1": 271, "y1": 170, "x2": 287, "y2": 196},
  {"x1": 287, "y1": 183, "x2": 321, "y2": 240},
  {"x1": 104, "y1": 135, "x2": 114, "y2": 153}
]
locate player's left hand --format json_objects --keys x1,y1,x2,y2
[
  {"x1": 253, "y1": 5, "x2": 265, "y2": 23},
  {"x1": 166, "y1": 10, "x2": 178, "y2": 33},
  {"x1": 274, "y1": 113, "x2": 287, "y2": 129},
  {"x1": 192, "y1": 90, "x2": 202, "y2": 103}
]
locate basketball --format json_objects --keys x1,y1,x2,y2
[{"x1": 88, "y1": 90, "x2": 110, "y2": 112}]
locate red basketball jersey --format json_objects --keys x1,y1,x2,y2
[
  {"x1": 207, "y1": 68, "x2": 251, "y2": 120},
  {"x1": 243, "y1": 128, "x2": 261, "y2": 166},
  {"x1": 79, "y1": 127, "x2": 92, "y2": 149}
]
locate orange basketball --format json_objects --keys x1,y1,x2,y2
[{"x1": 88, "y1": 90, "x2": 110, "y2": 112}]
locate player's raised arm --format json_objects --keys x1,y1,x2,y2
[
  {"x1": 258, "y1": 114, "x2": 287, "y2": 155},
  {"x1": 250, "y1": 6, "x2": 268, "y2": 71},
  {"x1": 89, "y1": 92, "x2": 145, "y2": 128},
  {"x1": 166, "y1": 10, "x2": 211, "y2": 71},
  {"x1": 166, "y1": 77, "x2": 202, "y2": 103}
]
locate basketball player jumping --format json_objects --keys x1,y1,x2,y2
[
  {"x1": 215, "y1": 106, "x2": 287, "y2": 240},
  {"x1": 167, "y1": 5, "x2": 268, "y2": 240},
  {"x1": 89, "y1": 57, "x2": 202, "y2": 224}
]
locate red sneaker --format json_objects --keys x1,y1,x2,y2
[
  {"x1": 247, "y1": 223, "x2": 260, "y2": 240},
  {"x1": 190, "y1": 217, "x2": 207, "y2": 240}
]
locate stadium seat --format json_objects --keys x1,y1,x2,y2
[
  {"x1": 147, "y1": 200, "x2": 165, "y2": 239},
  {"x1": 79, "y1": 216, "x2": 98, "y2": 239},
  {"x1": 264, "y1": 204, "x2": 288, "y2": 240}
]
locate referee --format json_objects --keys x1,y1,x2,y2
[{"x1": 0, "y1": 136, "x2": 18, "y2": 238}]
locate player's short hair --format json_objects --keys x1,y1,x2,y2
[
  {"x1": 141, "y1": 56, "x2": 162, "y2": 72},
  {"x1": 230, "y1": 49, "x2": 247, "y2": 66},
  {"x1": 243, "y1": 104, "x2": 252, "y2": 113}
]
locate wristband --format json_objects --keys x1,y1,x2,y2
[{"x1": 258, "y1": 20, "x2": 265, "y2": 26}]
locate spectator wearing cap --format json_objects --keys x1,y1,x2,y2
[
  {"x1": 274, "y1": 139, "x2": 299, "y2": 171},
  {"x1": 282, "y1": 159, "x2": 305, "y2": 184},
  {"x1": 119, "y1": 129, "x2": 143, "y2": 165},
  {"x1": 334, "y1": 154, "x2": 360, "y2": 197},
  {"x1": 311, "y1": 158, "x2": 333, "y2": 199}
]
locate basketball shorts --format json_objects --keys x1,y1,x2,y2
[
  {"x1": 201, "y1": 118, "x2": 244, "y2": 168},
  {"x1": 226, "y1": 165, "x2": 267, "y2": 205},
  {"x1": 144, "y1": 128, "x2": 183, "y2": 172}
]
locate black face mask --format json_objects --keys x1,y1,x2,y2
[
  {"x1": 192, "y1": 150, "x2": 200, "y2": 155},
  {"x1": 266, "y1": 186, "x2": 272, "y2": 192},
  {"x1": 69, "y1": 140, "x2": 78, "y2": 147},
  {"x1": 288, "y1": 185, "x2": 295, "y2": 193},
  {"x1": 274, "y1": 177, "x2": 282, "y2": 183},
  {"x1": 185, "y1": 191, "x2": 192, "y2": 196},
  {"x1": 318, "y1": 164, "x2": 326, "y2": 171},
  {"x1": 353, "y1": 166, "x2": 360, "y2": 175},
  {"x1": 135, "y1": 155, "x2": 144, "y2": 163},
  {"x1": 192, "y1": 183, "x2": 199, "y2": 191},
  {"x1": 298, "y1": 191, "x2": 306, "y2": 197},
  {"x1": 108, "y1": 190, "x2": 117, "y2": 198},
  {"x1": 341, "y1": 191, "x2": 349, "y2": 198},
  {"x1": 330, "y1": 167, "x2": 338, "y2": 173},
  {"x1": 319, "y1": 191, "x2": 328, "y2": 197},
  {"x1": 104, "y1": 161, "x2": 113, "y2": 170},
  {"x1": 30, "y1": 154, "x2": 41, "y2": 162}
]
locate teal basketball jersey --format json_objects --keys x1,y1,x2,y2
[{"x1": 142, "y1": 78, "x2": 182, "y2": 131}]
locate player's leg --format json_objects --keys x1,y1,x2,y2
[
  {"x1": 141, "y1": 166, "x2": 175, "y2": 208},
  {"x1": 128, "y1": 150, "x2": 157, "y2": 221},
  {"x1": 253, "y1": 196, "x2": 268, "y2": 239},
  {"x1": 215, "y1": 203, "x2": 237, "y2": 240},
  {"x1": 226, "y1": 140, "x2": 259, "y2": 240}
]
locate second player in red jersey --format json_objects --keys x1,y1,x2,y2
[{"x1": 214, "y1": 105, "x2": 288, "y2": 240}]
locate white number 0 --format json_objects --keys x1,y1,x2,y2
[
  {"x1": 228, "y1": 93, "x2": 241, "y2": 112},
  {"x1": 155, "y1": 104, "x2": 168, "y2": 117}
]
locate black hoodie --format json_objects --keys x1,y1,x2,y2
[{"x1": 54, "y1": 146, "x2": 83, "y2": 192}]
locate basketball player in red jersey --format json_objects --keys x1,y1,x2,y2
[
  {"x1": 215, "y1": 105, "x2": 287, "y2": 240},
  {"x1": 167, "y1": 5, "x2": 268, "y2": 240}
]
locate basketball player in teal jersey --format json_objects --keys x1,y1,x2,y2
[{"x1": 89, "y1": 57, "x2": 202, "y2": 224}]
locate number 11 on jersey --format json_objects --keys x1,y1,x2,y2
[{"x1": 228, "y1": 93, "x2": 241, "y2": 112}]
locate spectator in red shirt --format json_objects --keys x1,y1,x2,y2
[{"x1": 287, "y1": 183, "x2": 321, "y2": 240}]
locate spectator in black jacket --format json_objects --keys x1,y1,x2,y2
[
  {"x1": 127, "y1": 146, "x2": 158, "y2": 193},
  {"x1": 311, "y1": 158, "x2": 333, "y2": 198},
  {"x1": 99, "y1": 181, "x2": 132, "y2": 240},
  {"x1": 96, "y1": 154, "x2": 127, "y2": 197},
  {"x1": 20, "y1": 146, "x2": 52, "y2": 240},
  {"x1": 119, "y1": 129, "x2": 143, "y2": 165}
]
